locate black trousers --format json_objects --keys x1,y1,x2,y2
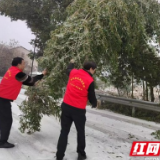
[
  {"x1": 56, "y1": 103, "x2": 86, "y2": 159},
  {"x1": 0, "y1": 98, "x2": 12, "y2": 144}
]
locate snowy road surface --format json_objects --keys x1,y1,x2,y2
[{"x1": 0, "y1": 89, "x2": 160, "y2": 160}]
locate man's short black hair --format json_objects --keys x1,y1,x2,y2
[
  {"x1": 12, "y1": 57, "x2": 24, "y2": 66},
  {"x1": 83, "y1": 61, "x2": 97, "y2": 70}
]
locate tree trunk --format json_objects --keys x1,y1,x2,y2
[
  {"x1": 146, "y1": 82, "x2": 148, "y2": 101},
  {"x1": 131, "y1": 73, "x2": 134, "y2": 98},
  {"x1": 150, "y1": 85, "x2": 155, "y2": 102},
  {"x1": 143, "y1": 80, "x2": 146, "y2": 100}
]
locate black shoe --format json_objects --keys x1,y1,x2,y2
[
  {"x1": 0, "y1": 142, "x2": 15, "y2": 148},
  {"x1": 56, "y1": 158, "x2": 63, "y2": 160},
  {"x1": 55, "y1": 156, "x2": 63, "y2": 160},
  {"x1": 78, "y1": 153, "x2": 87, "y2": 160}
]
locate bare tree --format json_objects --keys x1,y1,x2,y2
[
  {"x1": 0, "y1": 43, "x2": 13, "y2": 76},
  {"x1": 0, "y1": 40, "x2": 38, "y2": 76}
]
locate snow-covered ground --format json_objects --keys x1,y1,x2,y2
[{"x1": 0, "y1": 89, "x2": 160, "y2": 160}]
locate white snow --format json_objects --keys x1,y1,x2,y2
[{"x1": 0, "y1": 89, "x2": 160, "y2": 160}]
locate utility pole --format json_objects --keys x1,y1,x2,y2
[{"x1": 30, "y1": 41, "x2": 36, "y2": 76}]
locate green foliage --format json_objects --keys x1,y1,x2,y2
[
  {"x1": 39, "y1": 0, "x2": 160, "y2": 93},
  {"x1": 19, "y1": 81, "x2": 61, "y2": 134},
  {"x1": 151, "y1": 130, "x2": 160, "y2": 140}
]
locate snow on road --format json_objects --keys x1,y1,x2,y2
[{"x1": 0, "y1": 89, "x2": 160, "y2": 160}]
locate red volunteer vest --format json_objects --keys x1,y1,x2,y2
[
  {"x1": 63, "y1": 69, "x2": 93, "y2": 109},
  {"x1": 0, "y1": 66, "x2": 22, "y2": 100}
]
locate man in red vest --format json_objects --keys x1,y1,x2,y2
[
  {"x1": 0, "y1": 57, "x2": 47, "y2": 148},
  {"x1": 56, "y1": 60, "x2": 97, "y2": 160}
]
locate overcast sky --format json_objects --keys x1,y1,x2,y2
[{"x1": 0, "y1": 15, "x2": 35, "y2": 50}]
